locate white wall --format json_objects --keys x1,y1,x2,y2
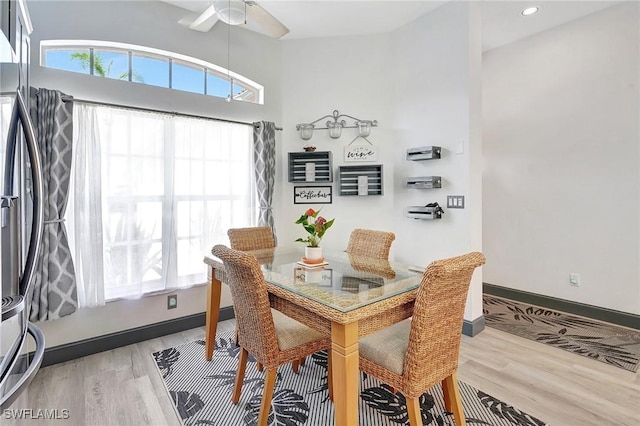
[
  {"x1": 28, "y1": 0, "x2": 282, "y2": 346},
  {"x1": 391, "y1": 1, "x2": 483, "y2": 321},
  {"x1": 278, "y1": 1, "x2": 484, "y2": 323},
  {"x1": 483, "y1": 2, "x2": 640, "y2": 314},
  {"x1": 277, "y1": 33, "x2": 395, "y2": 253}
]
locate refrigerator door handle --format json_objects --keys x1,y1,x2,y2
[
  {"x1": 6, "y1": 90, "x2": 44, "y2": 300},
  {"x1": 3, "y1": 94, "x2": 19, "y2": 196}
]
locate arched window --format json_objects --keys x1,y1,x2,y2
[{"x1": 41, "y1": 40, "x2": 264, "y2": 104}]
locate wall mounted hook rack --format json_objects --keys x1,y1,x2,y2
[{"x1": 296, "y1": 110, "x2": 377, "y2": 140}]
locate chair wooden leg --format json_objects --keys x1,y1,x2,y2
[
  {"x1": 406, "y1": 396, "x2": 423, "y2": 426},
  {"x1": 327, "y1": 350, "x2": 333, "y2": 401},
  {"x1": 442, "y1": 373, "x2": 466, "y2": 426},
  {"x1": 292, "y1": 359, "x2": 300, "y2": 374},
  {"x1": 232, "y1": 347, "x2": 249, "y2": 404},
  {"x1": 389, "y1": 386, "x2": 397, "y2": 394},
  {"x1": 257, "y1": 369, "x2": 278, "y2": 426},
  {"x1": 257, "y1": 362, "x2": 263, "y2": 371},
  {"x1": 441, "y1": 379, "x2": 451, "y2": 411},
  {"x1": 300, "y1": 356, "x2": 306, "y2": 366}
]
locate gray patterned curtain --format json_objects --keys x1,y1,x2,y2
[
  {"x1": 252, "y1": 121, "x2": 277, "y2": 244},
  {"x1": 29, "y1": 88, "x2": 78, "y2": 321}
]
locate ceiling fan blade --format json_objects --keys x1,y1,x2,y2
[
  {"x1": 178, "y1": 5, "x2": 220, "y2": 32},
  {"x1": 246, "y1": 2, "x2": 289, "y2": 39}
]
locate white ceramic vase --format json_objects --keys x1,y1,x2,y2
[{"x1": 305, "y1": 246, "x2": 323, "y2": 260}]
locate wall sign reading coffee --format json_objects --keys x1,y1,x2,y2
[{"x1": 294, "y1": 186, "x2": 332, "y2": 204}]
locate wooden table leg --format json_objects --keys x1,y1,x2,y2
[
  {"x1": 205, "y1": 267, "x2": 222, "y2": 361},
  {"x1": 331, "y1": 321, "x2": 359, "y2": 426}
]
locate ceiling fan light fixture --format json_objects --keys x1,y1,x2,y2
[{"x1": 214, "y1": 0, "x2": 246, "y2": 25}]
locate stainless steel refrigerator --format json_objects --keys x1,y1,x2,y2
[{"x1": 0, "y1": 0, "x2": 45, "y2": 409}]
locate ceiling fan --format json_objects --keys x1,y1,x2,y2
[{"x1": 178, "y1": 0, "x2": 289, "y2": 39}]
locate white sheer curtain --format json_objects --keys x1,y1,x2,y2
[
  {"x1": 68, "y1": 104, "x2": 255, "y2": 306},
  {"x1": 68, "y1": 104, "x2": 105, "y2": 308}
]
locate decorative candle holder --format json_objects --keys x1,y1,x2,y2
[
  {"x1": 295, "y1": 110, "x2": 377, "y2": 140},
  {"x1": 357, "y1": 120, "x2": 372, "y2": 137},
  {"x1": 299, "y1": 124, "x2": 314, "y2": 141},
  {"x1": 327, "y1": 121, "x2": 343, "y2": 139}
]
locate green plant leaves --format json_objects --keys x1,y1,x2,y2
[{"x1": 294, "y1": 209, "x2": 334, "y2": 247}]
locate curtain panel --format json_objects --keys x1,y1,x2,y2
[
  {"x1": 252, "y1": 121, "x2": 277, "y2": 243},
  {"x1": 29, "y1": 88, "x2": 78, "y2": 321}
]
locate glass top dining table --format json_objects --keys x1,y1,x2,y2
[
  {"x1": 244, "y1": 247, "x2": 421, "y2": 313},
  {"x1": 202, "y1": 247, "x2": 423, "y2": 426}
]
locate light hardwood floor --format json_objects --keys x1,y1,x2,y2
[{"x1": 5, "y1": 319, "x2": 639, "y2": 426}]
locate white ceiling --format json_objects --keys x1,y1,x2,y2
[
  {"x1": 481, "y1": 1, "x2": 619, "y2": 51},
  {"x1": 162, "y1": 0, "x2": 620, "y2": 51}
]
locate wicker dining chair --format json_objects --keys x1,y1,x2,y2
[
  {"x1": 227, "y1": 226, "x2": 277, "y2": 369},
  {"x1": 227, "y1": 226, "x2": 275, "y2": 251},
  {"x1": 358, "y1": 251, "x2": 486, "y2": 426},
  {"x1": 346, "y1": 228, "x2": 396, "y2": 259},
  {"x1": 212, "y1": 245, "x2": 332, "y2": 426}
]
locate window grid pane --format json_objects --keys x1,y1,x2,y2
[
  {"x1": 45, "y1": 49, "x2": 91, "y2": 74},
  {"x1": 132, "y1": 54, "x2": 169, "y2": 88},
  {"x1": 172, "y1": 61, "x2": 205, "y2": 94},
  {"x1": 93, "y1": 50, "x2": 129, "y2": 80},
  {"x1": 206, "y1": 71, "x2": 230, "y2": 98}
]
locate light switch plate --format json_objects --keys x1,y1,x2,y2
[{"x1": 447, "y1": 195, "x2": 465, "y2": 209}]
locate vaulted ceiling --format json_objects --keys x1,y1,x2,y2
[{"x1": 161, "y1": 0, "x2": 619, "y2": 51}]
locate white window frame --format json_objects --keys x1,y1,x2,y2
[{"x1": 40, "y1": 39, "x2": 264, "y2": 104}]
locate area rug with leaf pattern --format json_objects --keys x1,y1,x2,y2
[
  {"x1": 483, "y1": 294, "x2": 640, "y2": 372},
  {"x1": 153, "y1": 330, "x2": 547, "y2": 426}
]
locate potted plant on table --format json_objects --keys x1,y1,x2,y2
[{"x1": 295, "y1": 208, "x2": 335, "y2": 261}]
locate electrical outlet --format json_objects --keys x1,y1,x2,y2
[
  {"x1": 569, "y1": 274, "x2": 580, "y2": 287},
  {"x1": 167, "y1": 294, "x2": 178, "y2": 309}
]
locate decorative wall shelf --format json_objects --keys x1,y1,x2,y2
[
  {"x1": 406, "y1": 147, "x2": 443, "y2": 218},
  {"x1": 406, "y1": 146, "x2": 441, "y2": 161},
  {"x1": 406, "y1": 176, "x2": 442, "y2": 189},
  {"x1": 407, "y1": 204, "x2": 444, "y2": 220},
  {"x1": 288, "y1": 151, "x2": 333, "y2": 183},
  {"x1": 338, "y1": 165, "x2": 383, "y2": 196}
]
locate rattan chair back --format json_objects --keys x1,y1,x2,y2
[
  {"x1": 346, "y1": 228, "x2": 395, "y2": 259},
  {"x1": 228, "y1": 227, "x2": 275, "y2": 251},
  {"x1": 403, "y1": 251, "x2": 485, "y2": 397},
  {"x1": 212, "y1": 244, "x2": 279, "y2": 367}
]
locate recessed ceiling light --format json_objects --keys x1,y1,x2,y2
[{"x1": 521, "y1": 6, "x2": 539, "y2": 16}]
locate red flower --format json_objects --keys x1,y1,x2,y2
[
  {"x1": 305, "y1": 208, "x2": 315, "y2": 217},
  {"x1": 316, "y1": 216, "x2": 326, "y2": 227}
]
